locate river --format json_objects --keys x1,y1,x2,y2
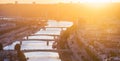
[{"x1": 4, "y1": 20, "x2": 73, "y2": 61}]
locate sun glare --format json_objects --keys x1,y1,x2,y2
[
  {"x1": 70, "y1": 0, "x2": 112, "y2": 3},
  {"x1": 71, "y1": 0, "x2": 112, "y2": 8},
  {"x1": 80, "y1": 0, "x2": 112, "y2": 3}
]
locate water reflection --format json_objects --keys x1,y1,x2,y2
[
  {"x1": 4, "y1": 20, "x2": 73, "y2": 61},
  {"x1": 35, "y1": 30, "x2": 60, "y2": 35},
  {"x1": 26, "y1": 52, "x2": 60, "y2": 61}
]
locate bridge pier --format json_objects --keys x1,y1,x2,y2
[
  {"x1": 47, "y1": 41, "x2": 49, "y2": 46},
  {"x1": 54, "y1": 36, "x2": 57, "y2": 39},
  {"x1": 61, "y1": 28, "x2": 64, "y2": 31},
  {"x1": 60, "y1": 30, "x2": 64, "y2": 35},
  {"x1": 20, "y1": 41, "x2": 22, "y2": 45},
  {"x1": 26, "y1": 36, "x2": 29, "y2": 40}
]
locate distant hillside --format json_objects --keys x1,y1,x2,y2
[{"x1": 0, "y1": 3, "x2": 120, "y2": 21}]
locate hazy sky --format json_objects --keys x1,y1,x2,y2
[
  {"x1": 0, "y1": 0, "x2": 71, "y2": 4},
  {"x1": 0, "y1": 0, "x2": 120, "y2": 4}
]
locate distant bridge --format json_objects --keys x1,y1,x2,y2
[
  {"x1": 30, "y1": 34, "x2": 59, "y2": 36},
  {"x1": 2, "y1": 49, "x2": 70, "y2": 53},
  {"x1": 22, "y1": 49, "x2": 70, "y2": 53},
  {"x1": 45, "y1": 26, "x2": 68, "y2": 28},
  {"x1": 20, "y1": 39, "x2": 54, "y2": 41},
  {"x1": 18, "y1": 26, "x2": 68, "y2": 46},
  {"x1": 45, "y1": 26, "x2": 68, "y2": 29},
  {"x1": 42, "y1": 26, "x2": 68, "y2": 31}
]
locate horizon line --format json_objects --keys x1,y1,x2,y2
[{"x1": 1, "y1": 1, "x2": 120, "y2": 4}]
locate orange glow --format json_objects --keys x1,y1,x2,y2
[
  {"x1": 0, "y1": 0, "x2": 120, "y2": 4},
  {"x1": 83, "y1": 3, "x2": 110, "y2": 9},
  {"x1": 70, "y1": 0, "x2": 118, "y2": 3},
  {"x1": 69, "y1": 0, "x2": 112, "y2": 9},
  {"x1": 79, "y1": 0, "x2": 112, "y2": 3}
]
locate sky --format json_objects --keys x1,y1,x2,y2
[
  {"x1": 0, "y1": 0, "x2": 67, "y2": 4},
  {"x1": 0, "y1": 0, "x2": 120, "y2": 4}
]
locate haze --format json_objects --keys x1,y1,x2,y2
[{"x1": 1, "y1": 0, "x2": 120, "y2": 4}]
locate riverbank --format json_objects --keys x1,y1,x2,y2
[{"x1": 0, "y1": 19, "x2": 47, "y2": 46}]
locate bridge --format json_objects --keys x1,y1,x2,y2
[
  {"x1": 22, "y1": 49, "x2": 70, "y2": 53},
  {"x1": 30, "y1": 34, "x2": 59, "y2": 36},
  {"x1": 45, "y1": 26, "x2": 68, "y2": 29},
  {"x1": 44, "y1": 26, "x2": 68, "y2": 30},
  {"x1": 22, "y1": 26, "x2": 68, "y2": 41},
  {"x1": 1, "y1": 49, "x2": 70, "y2": 53},
  {"x1": 20, "y1": 39, "x2": 54, "y2": 41},
  {"x1": 15, "y1": 26, "x2": 70, "y2": 53},
  {"x1": 18, "y1": 26, "x2": 68, "y2": 46}
]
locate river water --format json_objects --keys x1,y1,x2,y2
[{"x1": 4, "y1": 20, "x2": 73, "y2": 61}]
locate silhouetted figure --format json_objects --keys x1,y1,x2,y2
[
  {"x1": 0, "y1": 43, "x2": 3, "y2": 51},
  {"x1": 0, "y1": 43, "x2": 4, "y2": 61},
  {"x1": 14, "y1": 44, "x2": 27, "y2": 61}
]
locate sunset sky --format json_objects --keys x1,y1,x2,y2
[{"x1": 0, "y1": 0, "x2": 120, "y2": 4}]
